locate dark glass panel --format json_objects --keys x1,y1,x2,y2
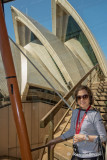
[{"x1": 66, "y1": 16, "x2": 98, "y2": 65}]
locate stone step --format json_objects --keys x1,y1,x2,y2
[
  {"x1": 92, "y1": 91, "x2": 102, "y2": 95},
  {"x1": 54, "y1": 143, "x2": 73, "y2": 160},
  {"x1": 95, "y1": 107, "x2": 107, "y2": 113},
  {"x1": 62, "y1": 139, "x2": 73, "y2": 148},
  {"x1": 94, "y1": 101, "x2": 107, "y2": 106},
  {"x1": 92, "y1": 80, "x2": 107, "y2": 84},
  {"x1": 103, "y1": 121, "x2": 107, "y2": 130},
  {"x1": 101, "y1": 113, "x2": 107, "y2": 121},
  {"x1": 91, "y1": 87, "x2": 107, "y2": 92},
  {"x1": 92, "y1": 81, "x2": 107, "y2": 86},
  {"x1": 65, "y1": 116, "x2": 71, "y2": 122},
  {"x1": 42, "y1": 153, "x2": 58, "y2": 160},
  {"x1": 94, "y1": 96, "x2": 107, "y2": 101},
  {"x1": 69, "y1": 110, "x2": 72, "y2": 115},
  {"x1": 54, "y1": 131, "x2": 62, "y2": 138},
  {"x1": 43, "y1": 143, "x2": 73, "y2": 160},
  {"x1": 93, "y1": 92, "x2": 107, "y2": 96},
  {"x1": 93, "y1": 80, "x2": 107, "y2": 83},
  {"x1": 60, "y1": 123, "x2": 70, "y2": 132},
  {"x1": 92, "y1": 88, "x2": 107, "y2": 93},
  {"x1": 91, "y1": 84, "x2": 107, "y2": 88}
]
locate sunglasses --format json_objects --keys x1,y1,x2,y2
[{"x1": 76, "y1": 94, "x2": 89, "y2": 100}]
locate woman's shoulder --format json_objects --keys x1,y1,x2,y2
[
  {"x1": 88, "y1": 106, "x2": 101, "y2": 121},
  {"x1": 72, "y1": 108, "x2": 79, "y2": 115},
  {"x1": 73, "y1": 107, "x2": 80, "y2": 112},
  {"x1": 88, "y1": 106, "x2": 100, "y2": 116},
  {"x1": 89, "y1": 106, "x2": 99, "y2": 112}
]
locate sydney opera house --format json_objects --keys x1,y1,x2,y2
[{"x1": 0, "y1": 0, "x2": 107, "y2": 159}]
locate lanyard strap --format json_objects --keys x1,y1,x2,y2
[{"x1": 76, "y1": 106, "x2": 91, "y2": 134}]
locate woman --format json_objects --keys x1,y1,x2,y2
[{"x1": 48, "y1": 85, "x2": 107, "y2": 160}]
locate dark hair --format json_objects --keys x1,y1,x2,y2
[{"x1": 75, "y1": 85, "x2": 94, "y2": 105}]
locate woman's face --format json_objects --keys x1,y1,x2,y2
[{"x1": 77, "y1": 89, "x2": 90, "y2": 109}]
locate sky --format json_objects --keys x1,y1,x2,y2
[{"x1": 3, "y1": 0, "x2": 107, "y2": 59}]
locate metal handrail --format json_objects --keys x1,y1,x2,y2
[{"x1": 31, "y1": 136, "x2": 72, "y2": 152}]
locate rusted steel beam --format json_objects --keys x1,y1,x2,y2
[
  {"x1": 0, "y1": 2, "x2": 32, "y2": 160},
  {"x1": 0, "y1": 0, "x2": 14, "y2": 3}
]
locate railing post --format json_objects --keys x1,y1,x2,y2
[
  {"x1": 39, "y1": 135, "x2": 49, "y2": 160},
  {"x1": 48, "y1": 118, "x2": 54, "y2": 160}
]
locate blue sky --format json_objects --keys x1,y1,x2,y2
[{"x1": 4, "y1": 0, "x2": 107, "y2": 59}]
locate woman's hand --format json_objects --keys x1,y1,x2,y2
[
  {"x1": 74, "y1": 134, "x2": 85, "y2": 143},
  {"x1": 47, "y1": 139, "x2": 56, "y2": 149},
  {"x1": 47, "y1": 136, "x2": 62, "y2": 149},
  {"x1": 47, "y1": 139, "x2": 56, "y2": 146},
  {"x1": 74, "y1": 134, "x2": 98, "y2": 143}
]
